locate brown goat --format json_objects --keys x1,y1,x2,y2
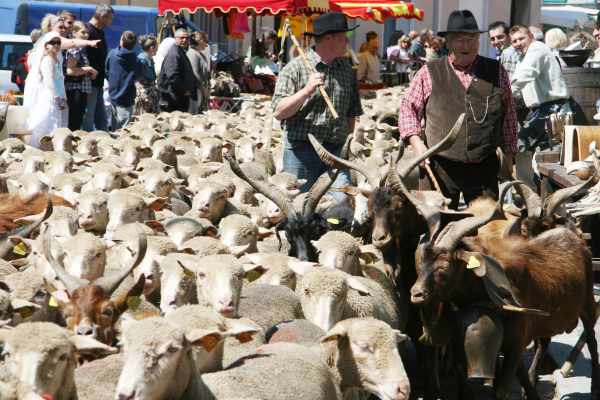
[
  {"x1": 406, "y1": 194, "x2": 598, "y2": 400},
  {"x1": 0, "y1": 193, "x2": 72, "y2": 233},
  {"x1": 43, "y1": 224, "x2": 148, "y2": 346}
]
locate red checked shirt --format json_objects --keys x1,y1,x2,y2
[{"x1": 399, "y1": 55, "x2": 518, "y2": 155}]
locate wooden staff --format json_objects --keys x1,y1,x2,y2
[
  {"x1": 425, "y1": 164, "x2": 442, "y2": 193},
  {"x1": 284, "y1": 22, "x2": 339, "y2": 120}
]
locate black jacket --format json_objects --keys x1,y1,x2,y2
[{"x1": 158, "y1": 45, "x2": 197, "y2": 104}]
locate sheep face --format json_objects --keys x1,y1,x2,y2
[
  {"x1": 312, "y1": 231, "x2": 361, "y2": 275},
  {"x1": 43, "y1": 152, "x2": 73, "y2": 176},
  {"x1": 191, "y1": 183, "x2": 228, "y2": 223},
  {"x1": 0, "y1": 322, "x2": 114, "y2": 399},
  {"x1": 138, "y1": 169, "x2": 179, "y2": 198},
  {"x1": 160, "y1": 255, "x2": 198, "y2": 313},
  {"x1": 186, "y1": 255, "x2": 244, "y2": 318},
  {"x1": 89, "y1": 163, "x2": 126, "y2": 192},
  {"x1": 218, "y1": 214, "x2": 258, "y2": 256},
  {"x1": 76, "y1": 191, "x2": 109, "y2": 233},
  {"x1": 197, "y1": 138, "x2": 224, "y2": 163},
  {"x1": 321, "y1": 318, "x2": 410, "y2": 400},
  {"x1": 106, "y1": 192, "x2": 155, "y2": 238},
  {"x1": 57, "y1": 232, "x2": 106, "y2": 281}
]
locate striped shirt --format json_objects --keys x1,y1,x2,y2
[
  {"x1": 272, "y1": 49, "x2": 363, "y2": 145},
  {"x1": 64, "y1": 48, "x2": 92, "y2": 93}
]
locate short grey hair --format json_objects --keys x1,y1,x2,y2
[
  {"x1": 175, "y1": 28, "x2": 189, "y2": 37},
  {"x1": 94, "y1": 4, "x2": 114, "y2": 19}
]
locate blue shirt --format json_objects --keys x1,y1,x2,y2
[
  {"x1": 106, "y1": 47, "x2": 140, "y2": 107},
  {"x1": 137, "y1": 52, "x2": 156, "y2": 84}
]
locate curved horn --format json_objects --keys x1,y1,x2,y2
[
  {"x1": 498, "y1": 180, "x2": 531, "y2": 221},
  {"x1": 398, "y1": 113, "x2": 465, "y2": 178},
  {"x1": 511, "y1": 182, "x2": 542, "y2": 219},
  {"x1": 94, "y1": 226, "x2": 147, "y2": 294},
  {"x1": 303, "y1": 135, "x2": 352, "y2": 216},
  {"x1": 225, "y1": 153, "x2": 299, "y2": 221},
  {"x1": 0, "y1": 197, "x2": 53, "y2": 259},
  {"x1": 42, "y1": 230, "x2": 89, "y2": 294},
  {"x1": 544, "y1": 175, "x2": 596, "y2": 217},
  {"x1": 308, "y1": 134, "x2": 381, "y2": 188},
  {"x1": 434, "y1": 204, "x2": 499, "y2": 251}
]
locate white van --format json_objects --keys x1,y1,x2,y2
[{"x1": 0, "y1": 34, "x2": 32, "y2": 94}]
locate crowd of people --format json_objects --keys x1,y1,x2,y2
[{"x1": 20, "y1": 5, "x2": 211, "y2": 148}]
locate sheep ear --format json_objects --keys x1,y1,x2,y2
[
  {"x1": 287, "y1": 260, "x2": 317, "y2": 276},
  {"x1": 358, "y1": 246, "x2": 379, "y2": 264},
  {"x1": 224, "y1": 319, "x2": 260, "y2": 344},
  {"x1": 145, "y1": 220, "x2": 165, "y2": 233},
  {"x1": 310, "y1": 240, "x2": 321, "y2": 251},
  {"x1": 70, "y1": 335, "x2": 117, "y2": 357},
  {"x1": 114, "y1": 273, "x2": 146, "y2": 316},
  {"x1": 145, "y1": 197, "x2": 168, "y2": 211},
  {"x1": 186, "y1": 329, "x2": 224, "y2": 352},
  {"x1": 228, "y1": 244, "x2": 250, "y2": 257},
  {"x1": 346, "y1": 276, "x2": 372, "y2": 296},
  {"x1": 320, "y1": 322, "x2": 350, "y2": 368}
]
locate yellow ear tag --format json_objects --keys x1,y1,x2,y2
[
  {"x1": 466, "y1": 256, "x2": 481, "y2": 269},
  {"x1": 327, "y1": 218, "x2": 340, "y2": 225},
  {"x1": 48, "y1": 296, "x2": 59, "y2": 308},
  {"x1": 245, "y1": 270, "x2": 261, "y2": 283},
  {"x1": 127, "y1": 296, "x2": 141, "y2": 312},
  {"x1": 12, "y1": 243, "x2": 27, "y2": 256}
]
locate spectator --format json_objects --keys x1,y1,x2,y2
[
  {"x1": 157, "y1": 28, "x2": 196, "y2": 112},
  {"x1": 251, "y1": 40, "x2": 278, "y2": 76},
  {"x1": 12, "y1": 29, "x2": 42, "y2": 92},
  {"x1": 357, "y1": 31, "x2": 381, "y2": 83},
  {"x1": 187, "y1": 31, "x2": 211, "y2": 114},
  {"x1": 425, "y1": 37, "x2": 443, "y2": 62},
  {"x1": 245, "y1": 29, "x2": 278, "y2": 64},
  {"x1": 488, "y1": 21, "x2": 518, "y2": 78},
  {"x1": 40, "y1": 14, "x2": 54, "y2": 34},
  {"x1": 408, "y1": 30, "x2": 418, "y2": 42},
  {"x1": 82, "y1": 5, "x2": 114, "y2": 132},
  {"x1": 64, "y1": 21, "x2": 97, "y2": 131},
  {"x1": 545, "y1": 28, "x2": 568, "y2": 68},
  {"x1": 135, "y1": 34, "x2": 160, "y2": 115},
  {"x1": 24, "y1": 35, "x2": 67, "y2": 147},
  {"x1": 385, "y1": 30, "x2": 404, "y2": 59},
  {"x1": 510, "y1": 25, "x2": 568, "y2": 153},
  {"x1": 389, "y1": 35, "x2": 411, "y2": 83},
  {"x1": 569, "y1": 30, "x2": 596, "y2": 51},
  {"x1": 529, "y1": 26, "x2": 544, "y2": 42},
  {"x1": 58, "y1": 10, "x2": 76, "y2": 37},
  {"x1": 590, "y1": 27, "x2": 600, "y2": 62},
  {"x1": 408, "y1": 29, "x2": 427, "y2": 70},
  {"x1": 106, "y1": 31, "x2": 139, "y2": 130}
]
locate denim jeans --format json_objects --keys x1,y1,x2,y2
[
  {"x1": 282, "y1": 136, "x2": 351, "y2": 203},
  {"x1": 82, "y1": 86, "x2": 108, "y2": 132},
  {"x1": 110, "y1": 104, "x2": 133, "y2": 130}
]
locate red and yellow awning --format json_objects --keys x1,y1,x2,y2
[
  {"x1": 331, "y1": 0, "x2": 423, "y2": 22},
  {"x1": 158, "y1": 0, "x2": 328, "y2": 15}
]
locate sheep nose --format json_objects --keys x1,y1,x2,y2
[
  {"x1": 410, "y1": 286, "x2": 426, "y2": 305},
  {"x1": 395, "y1": 381, "x2": 411, "y2": 400},
  {"x1": 76, "y1": 325, "x2": 94, "y2": 336},
  {"x1": 118, "y1": 392, "x2": 135, "y2": 400}
]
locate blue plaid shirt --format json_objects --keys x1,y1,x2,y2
[{"x1": 272, "y1": 49, "x2": 363, "y2": 145}]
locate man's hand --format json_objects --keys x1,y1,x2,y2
[
  {"x1": 87, "y1": 40, "x2": 101, "y2": 48},
  {"x1": 409, "y1": 135, "x2": 429, "y2": 167},
  {"x1": 303, "y1": 72, "x2": 324, "y2": 97}
]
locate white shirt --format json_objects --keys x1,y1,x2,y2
[{"x1": 511, "y1": 40, "x2": 568, "y2": 108}]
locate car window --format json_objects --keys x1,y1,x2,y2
[{"x1": 0, "y1": 42, "x2": 33, "y2": 70}]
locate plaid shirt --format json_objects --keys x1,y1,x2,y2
[
  {"x1": 399, "y1": 56, "x2": 518, "y2": 154},
  {"x1": 272, "y1": 49, "x2": 363, "y2": 145},
  {"x1": 64, "y1": 48, "x2": 92, "y2": 93}
]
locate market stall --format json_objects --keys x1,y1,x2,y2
[{"x1": 330, "y1": 0, "x2": 423, "y2": 23}]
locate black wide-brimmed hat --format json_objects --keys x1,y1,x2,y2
[
  {"x1": 438, "y1": 10, "x2": 486, "y2": 37},
  {"x1": 305, "y1": 12, "x2": 359, "y2": 36}
]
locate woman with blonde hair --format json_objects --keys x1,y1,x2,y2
[{"x1": 545, "y1": 28, "x2": 568, "y2": 51}]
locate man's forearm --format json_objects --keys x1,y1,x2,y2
[{"x1": 274, "y1": 86, "x2": 311, "y2": 120}]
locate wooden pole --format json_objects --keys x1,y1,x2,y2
[{"x1": 284, "y1": 21, "x2": 339, "y2": 119}]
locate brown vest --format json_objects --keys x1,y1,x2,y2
[{"x1": 424, "y1": 56, "x2": 505, "y2": 163}]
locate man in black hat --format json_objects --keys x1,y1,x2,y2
[
  {"x1": 272, "y1": 12, "x2": 362, "y2": 196},
  {"x1": 399, "y1": 9, "x2": 518, "y2": 210}
]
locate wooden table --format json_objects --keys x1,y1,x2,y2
[{"x1": 538, "y1": 162, "x2": 600, "y2": 272}]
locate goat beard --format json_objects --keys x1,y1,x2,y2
[{"x1": 419, "y1": 301, "x2": 454, "y2": 347}]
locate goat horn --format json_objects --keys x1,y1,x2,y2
[
  {"x1": 308, "y1": 134, "x2": 381, "y2": 188},
  {"x1": 303, "y1": 135, "x2": 352, "y2": 217},
  {"x1": 42, "y1": 230, "x2": 89, "y2": 294},
  {"x1": 434, "y1": 203, "x2": 500, "y2": 251},
  {"x1": 94, "y1": 226, "x2": 147, "y2": 295},
  {"x1": 544, "y1": 175, "x2": 596, "y2": 218},
  {"x1": 510, "y1": 182, "x2": 542, "y2": 219},
  {"x1": 398, "y1": 113, "x2": 465, "y2": 178},
  {"x1": 225, "y1": 153, "x2": 299, "y2": 221},
  {"x1": 498, "y1": 180, "x2": 532, "y2": 221},
  {"x1": 0, "y1": 197, "x2": 53, "y2": 259}
]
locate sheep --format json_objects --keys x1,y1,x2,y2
[
  {"x1": 54, "y1": 230, "x2": 106, "y2": 281},
  {"x1": 40, "y1": 128, "x2": 75, "y2": 153},
  {"x1": 76, "y1": 190, "x2": 109, "y2": 234},
  {"x1": 105, "y1": 190, "x2": 164, "y2": 239},
  {"x1": 290, "y1": 262, "x2": 406, "y2": 333},
  {"x1": 241, "y1": 253, "x2": 305, "y2": 290},
  {"x1": 159, "y1": 253, "x2": 199, "y2": 313},
  {"x1": 191, "y1": 181, "x2": 230, "y2": 223},
  {"x1": 266, "y1": 318, "x2": 325, "y2": 345},
  {"x1": 218, "y1": 214, "x2": 259, "y2": 256},
  {"x1": 114, "y1": 316, "x2": 260, "y2": 400},
  {"x1": 312, "y1": 230, "x2": 362, "y2": 275},
  {"x1": 0, "y1": 322, "x2": 116, "y2": 399},
  {"x1": 74, "y1": 353, "x2": 123, "y2": 400},
  {"x1": 180, "y1": 236, "x2": 230, "y2": 257},
  {"x1": 0, "y1": 269, "x2": 59, "y2": 325},
  {"x1": 238, "y1": 283, "x2": 303, "y2": 332},
  {"x1": 145, "y1": 216, "x2": 218, "y2": 250}
]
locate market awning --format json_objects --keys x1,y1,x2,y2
[
  {"x1": 158, "y1": 0, "x2": 329, "y2": 15},
  {"x1": 330, "y1": 0, "x2": 424, "y2": 22}
]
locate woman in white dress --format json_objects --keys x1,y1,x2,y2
[{"x1": 25, "y1": 35, "x2": 67, "y2": 147}]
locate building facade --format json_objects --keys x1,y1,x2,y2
[{"x1": 62, "y1": 0, "x2": 157, "y2": 6}]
